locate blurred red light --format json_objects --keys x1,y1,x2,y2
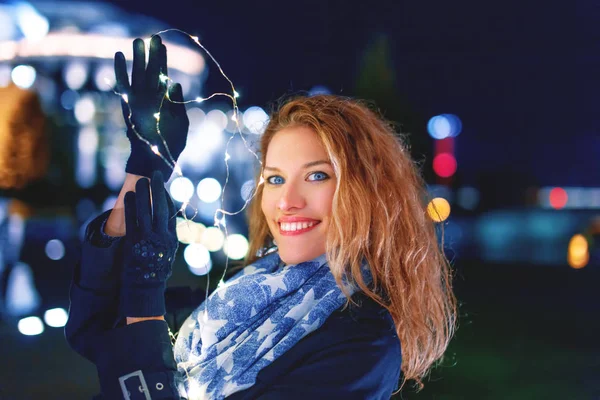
[
  {"x1": 433, "y1": 153, "x2": 457, "y2": 178},
  {"x1": 549, "y1": 187, "x2": 568, "y2": 209}
]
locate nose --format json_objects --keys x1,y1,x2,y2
[{"x1": 277, "y1": 182, "x2": 306, "y2": 211}]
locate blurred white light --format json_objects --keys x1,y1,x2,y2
[
  {"x1": 202, "y1": 227, "x2": 225, "y2": 252},
  {"x1": 223, "y1": 234, "x2": 249, "y2": 260},
  {"x1": 427, "y1": 115, "x2": 451, "y2": 140},
  {"x1": 60, "y1": 90, "x2": 79, "y2": 110},
  {"x1": 45, "y1": 239, "x2": 65, "y2": 261},
  {"x1": 11, "y1": 65, "x2": 36, "y2": 89},
  {"x1": 74, "y1": 96, "x2": 96, "y2": 124},
  {"x1": 78, "y1": 126, "x2": 99, "y2": 154},
  {"x1": 43, "y1": 308, "x2": 68, "y2": 328},
  {"x1": 170, "y1": 177, "x2": 195, "y2": 203},
  {"x1": 64, "y1": 61, "x2": 88, "y2": 90},
  {"x1": 16, "y1": 4, "x2": 49, "y2": 41},
  {"x1": 427, "y1": 114, "x2": 462, "y2": 139},
  {"x1": 184, "y1": 243, "x2": 213, "y2": 275},
  {"x1": 242, "y1": 106, "x2": 269, "y2": 135},
  {"x1": 187, "y1": 107, "x2": 206, "y2": 129},
  {"x1": 176, "y1": 218, "x2": 206, "y2": 244},
  {"x1": 225, "y1": 110, "x2": 244, "y2": 133},
  {"x1": 18, "y1": 316, "x2": 44, "y2": 336},
  {"x1": 240, "y1": 179, "x2": 255, "y2": 201},
  {"x1": 199, "y1": 120, "x2": 224, "y2": 152},
  {"x1": 76, "y1": 150, "x2": 96, "y2": 188},
  {"x1": 207, "y1": 109, "x2": 228, "y2": 131},
  {"x1": 94, "y1": 64, "x2": 116, "y2": 91},
  {"x1": 0, "y1": 64, "x2": 11, "y2": 87},
  {"x1": 197, "y1": 178, "x2": 222, "y2": 203},
  {"x1": 5, "y1": 262, "x2": 40, "y2": 317}
]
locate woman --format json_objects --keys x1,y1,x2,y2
[{"x1": 66, "y1": 35, "x2": 456, "y2": 399}]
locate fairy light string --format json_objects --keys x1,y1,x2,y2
[{"x1": 113, "y1": 29, "x2": 266, "y2": 397}]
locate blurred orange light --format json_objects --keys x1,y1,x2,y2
[
  {"x1": 549, "y1": 187, "x2": 568, "y2": 209},
  {"x1": 568, "y1": 251, "x2": 589, "y2": 269},
  {"x1": 433, "y1": 153, "x2": 457, "y2": 178},
  {"x1": 567, "y1": 234, "x2": 589, "y2": 269},
  {"x1": 427, "y1": 197, "x2": 451, "y2": 222}
]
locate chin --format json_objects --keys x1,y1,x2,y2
[{"x1": 278, "y1": 248, "x2": 324, "y2": 266}]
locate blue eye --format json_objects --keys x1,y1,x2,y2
[
  {"x1": 308, "y1": 172, "x2": 329, "y2": 181},
  {"x1": 266, "y1": 175, "x2": 284, "y2": 185}
]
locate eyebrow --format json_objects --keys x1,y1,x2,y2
[{"x1": 264, "y1": 160, "x2": 331, "y2": 172}]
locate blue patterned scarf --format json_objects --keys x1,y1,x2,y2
[{"x1": 173, "y1": 252, "x2": 359, "y2": 399}]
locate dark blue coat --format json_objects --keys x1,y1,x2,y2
[{"x1": 65, "y1": 213, "x2": 402, "y2": 399}]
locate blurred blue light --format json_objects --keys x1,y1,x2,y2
[
  {"x1": 60, "y1": 90, "x2": 79, "y2": 110},
  {"x1": 427, "y1": 114, "x2": 462, "y2": 139},
  {"x1": 45, "y1": 239, "x2": 65, "y2": 261},
  {"x1": 5, "y1": 262, "x2": 40, "y2": 317},
  {"x1": 309, "y1": 85, "x2": 331, "y2": 96}
]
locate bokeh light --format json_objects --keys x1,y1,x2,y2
[
  {"x1": 74, "y1": 96, "x2": 96, "y2": 124},
  {"x1": 11, "y1": 65, "x2": 36, "y2": 89},
  {"x1": 427, "y1": 114, "x2": 462, "y2": 139},
  {"x1": 567, "y1": 234, "x2": 589, "y2": 269},
  {"x1": 457, "y1": 186, "x2": 480, "y2": 210},
  {"x1": 176, "y1": 218, "x2": 206, "y2": 244},
  {"x1": 170, "y1": 177, "x2": 195, "y2": 203},
  {"x1": 45, "y1": 239, "x2": 65, "y2": 261},
  {"x1": 549, "y1": 187, "x2": 568, "y2": 210},
  {"x1": 242, "y1": 106, "x2": 269, "y2": 135},
  {"x1": 197, "y1": 178, "x2": 222, "y2": 203},
  {"x1": 184, "y1": 243, "x2": 213, "y2": 275},
  {"x1": 433, "y1": 153, "x2": 457, "y2": 178},
  {"x1": 427, "y1": 197, "x2": 451, "y2": 222},
  {"x1": 223, "y1": 234, "x2": 249, "y2": 260},
  {"x1": 17, "y1": 316, "x2": 44, "y2": 336},
  {"x1": 202, "y1": 227, "x2": 225, "y2": 252},
  {"x1": 43, "y1": 308, "x2": 68, "y2": 328},
  {"x1": 64, "y1": 61, "x2": 88, "y2": 90}
]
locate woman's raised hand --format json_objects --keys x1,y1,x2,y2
[
  {"x1": 119, "y1": 171, "x2": 178, "y2": 318},
  {"x1": 114, "y1": 35, "x2": 189, "y2": 179}
]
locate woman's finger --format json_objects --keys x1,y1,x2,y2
[
  {"x1": 135, "y1": 178, "x2": 152, "y2": 232},
  {"x1": 131, "y1": 38, "x2": 146, "y2": 91}
]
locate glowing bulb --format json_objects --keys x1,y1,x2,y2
[
  {"x1": 231, "y1": 113, "x2": 237, "y2": 122},
  {"x1": 195, "y1": 97, "x2": 204, "y2": 103},
  {"x1": 151, "y1": 145, "x2": 160, "y2": 155},
  {"x1": 121, "y1": 94, "x2": 129, "y2": 103},
  {"x1": 154, "y1": 112, "x2": 160, "y2": 120},
  {"x1": 259, "y1": 176, "x2": 265, "y2": 185},
  {"x1": 224, "y1": 152, "x2": 231, "y2": 161},
  {"x1": 159, "y1": 74, "x2": 169, "y2": 83},
  {"x1": 234, "y1": 90, "x2": 240, "y2": 98},
  {"x1": 191, "y1": 36, "x2": 199, "y2": 43}
]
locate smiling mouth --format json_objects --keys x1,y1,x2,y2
[{"x1": 278, "y1": 221, "x2": 320, "y2": 236}]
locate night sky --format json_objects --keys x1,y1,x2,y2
[{"x1": 109, "y1": 0, "x2": 590, "y2": 187}]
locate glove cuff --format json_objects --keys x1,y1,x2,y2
[{"x1": 119, "y1": 283, "x2": 167, "y2": 318}]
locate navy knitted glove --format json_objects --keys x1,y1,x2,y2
[
  {"x1": 120, "y1": 171, "x2": 178, "y2": 317},
  {"x1": 114, "y1": 35, "x2": 189, "y2": 178}
]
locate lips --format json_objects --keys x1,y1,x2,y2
[{"x1": 277, "y1": 218, "x2": 321, "y2": 236}]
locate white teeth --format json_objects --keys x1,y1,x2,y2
[{"x1": 280, "y1": 221, "x2": 316, "y2": 232}]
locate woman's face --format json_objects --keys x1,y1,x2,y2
[{"x1": 261, "y1": 126, "x2": 336, "y2": 265}]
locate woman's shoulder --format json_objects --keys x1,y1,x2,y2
[{"x1": 326, "y1": 291, "x2": 398, "y2": 337}]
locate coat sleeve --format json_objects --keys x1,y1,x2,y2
[
  {"x1": 65, "y1": 212, "x2": 198, "y2": 399},
  {"x1": 93, "y1": 320, "x2": 184, "y2": 399}
]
